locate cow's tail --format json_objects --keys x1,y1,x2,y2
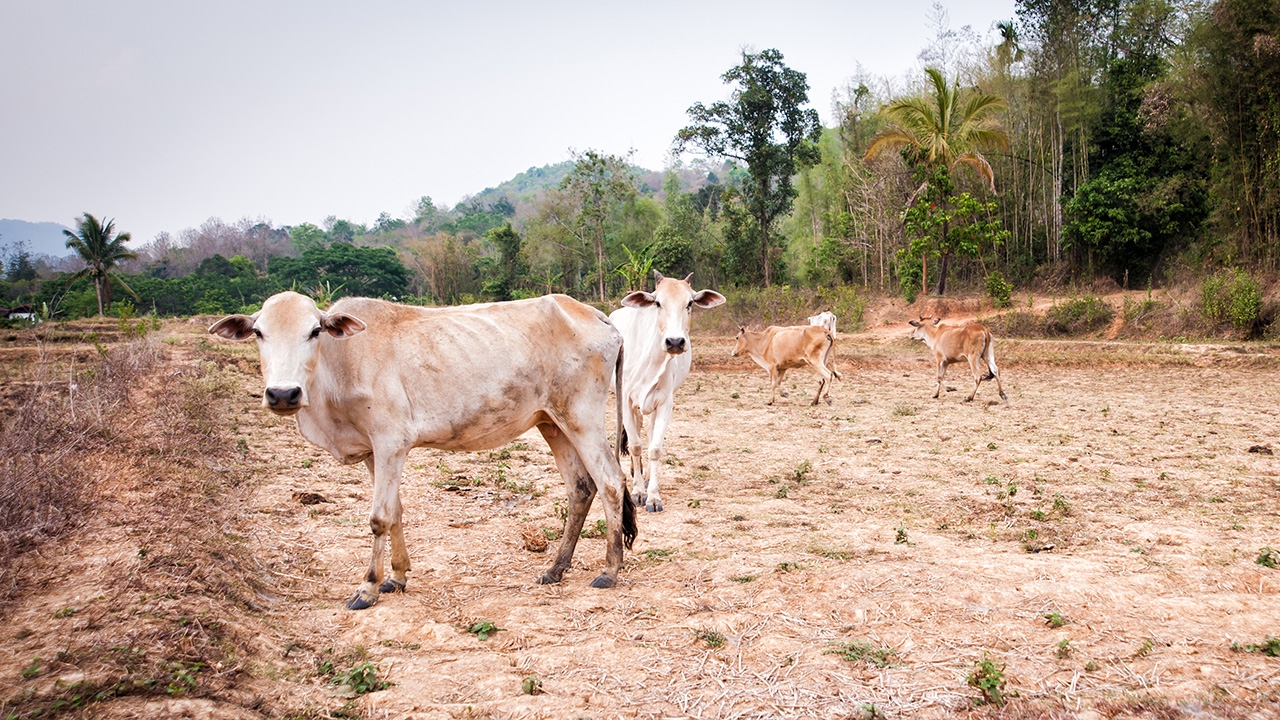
[
  {"x1": 622, "y1": 485, "x2": 637, "y2": 549},
  {"x1": 823, "y1": 331, "x2": 843, "y2": 380},
  {"x1": 612, "y1": 342, "x2": 638, "y2": 549},
  {"x1": 982, "y1": 330, "x2": 999, "y2": 381},
  {"x1": 614, "y1": 343, "x2": 625, "y2": 461}
]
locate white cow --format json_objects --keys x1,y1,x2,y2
[
  {"x1": 210, "y1": 291, "x2": 637, "y2": 610},
  {"x1": 610, "y1": 271, "x2": 725, "y2": 512},
  {"x1": 808, "y1": 310, "x2": 837, "y2": 335}
]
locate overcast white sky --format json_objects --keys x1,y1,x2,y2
[{"x1": 0, "y1": 1, "x2": 1016, "y2": 243}]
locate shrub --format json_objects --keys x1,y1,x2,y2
[
  {"x1": 1201, "y1": 268, "x2": 1262, "y2": 335},
  {"x1": 1045, "y1": 296, "x2": 1114, "y2": 336},
  {"x1": 985, "y1": 271, "x2": 1013, "y2": 308}
]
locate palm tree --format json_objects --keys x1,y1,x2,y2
[
  {"x1": 63, "y1": 213, "x2": 139, "y2": 316},
  {"x1": 865, "y1": 67, "x2": 1009, "y2": 295}
]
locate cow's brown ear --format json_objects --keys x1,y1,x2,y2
[
  {"x1": 209, "y1": 314, "x2": 257, "y2": 340},
  {"x1": 908, "y1": 319, "x2": 920, "y2": 327},
  {"x1": 692, "y1": 289, "x2": 726, "y2": 309},
  {"x1": 323, "y1": 312, "x2": 366, "y2": 338},
  {"x1": 621, "y1": 291, "x2": 656, "y2": 309}
]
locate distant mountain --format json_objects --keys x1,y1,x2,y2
[{"x1": 0, "y1": 219, "x2": 75, "y2": 258}]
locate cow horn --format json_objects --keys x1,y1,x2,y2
[
  {"x1": 682, "y1": 272, "x2": 694, "y2": 284},
  {"x1": 653, "y1": 270, "x2": 665, "y2": 284}
]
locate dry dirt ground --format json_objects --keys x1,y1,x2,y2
[{"x1": 4, "y1": 315, "x2": 1280, "y2": 719}]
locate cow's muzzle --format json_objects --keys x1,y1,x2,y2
[
  {"x1": 664, "y1": 337, "x2": 687, "y2": 354},
  {"x1": 264, "y1": 386, "x2": 303, "y2": 414}
]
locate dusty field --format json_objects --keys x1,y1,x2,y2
[
  {"x1": 3, "y1": 318, "x2": 1280, "y2": 718},
  {"x1": 230, "y1": 328, "x2": 1280, "y2": 717}
]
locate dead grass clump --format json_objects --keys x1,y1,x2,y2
[
  {"x1": 0, "y1": 341, "x2": 161, "y2": 602},
  {"x1": 985, "y1": 310, "x2": 1045, "y2": 338}
]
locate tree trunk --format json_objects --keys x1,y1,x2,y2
[
  {"x1": 935, "y1": 252, "x2": 952, "y2": 296},
  {"x1": 94, "y1": 276, "x2": 105, "y2": 317}
]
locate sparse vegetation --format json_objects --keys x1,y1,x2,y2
[
  {"x1": 967, "y1": 653, "x2": 1008, "y2": 706},
  {"x1": 825, "y1": 640, "x2": 898, "y2": 667},
  {"x1": 695, "y1": 628, "x2": 726, "y2": 649},
  {"x1": 1257, "y1": 546, "x2": 1277, "y2": 569},
  {"x1": 1043, "y1": 612, "x2": 1067, "y2": 628},
  {"x1": 468, "y1": 621, "x2": 503, "y2": 641}
]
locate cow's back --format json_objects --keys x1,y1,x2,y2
[{"x1": 764, "y1": 325, "x2": 829, "y2": 369}]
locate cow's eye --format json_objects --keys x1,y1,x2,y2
[
  {"x1": 686, "y1": 301, "x2": 693, "y2": 310},
  {"x1": 309, "y1": 327, "x2": 322, "y2": 339},
  {"x1": 252, "y1": 328, "x2": 262, "y2": 339},
  {"x1": 654, "y1": 300, "x2": 662, "y2": 309}
]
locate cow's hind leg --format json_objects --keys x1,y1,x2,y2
[
  {"x1": 965, "y1": 356, "x2": 983, "y2": 402},
  {"x1": 805, "y1": 360, "x2": 833, "y2": 406},
  {"x1": 347, "y1": 449, "x2": 408, "y2": 610},
  {"x1": 571, "y1": 431, "x2": 637, "y2": 588},
  {"x1": 536, "y1": 424, "x2": 596, "y2": 585}
]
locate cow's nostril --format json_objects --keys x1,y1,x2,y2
[
  {"x1": 665, "y1": 337, "x2": 686, "y2": 353},
  {"x1": 265, "y1": 387, "x2": 302, "y2": 406}
]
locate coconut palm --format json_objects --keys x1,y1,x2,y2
[
  {"x1": 865, "y1": 68, "x2": 1009, "y2": 295},
  {"x1": 63, "y1": 213, "x2": 138, "y2": 316}
]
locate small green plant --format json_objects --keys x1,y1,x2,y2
[
  {"x1": 1052, "y1": 494, "x2": 1072, "y2": 516},
  {"x1": 730, "y1": 392, "x2": 740, "y2": 399},
  {"x1": 1084, "y1": 660, "x2": 1098, "y2": 671},
  {"x1": 731, "y1": 575, "x2": 756, "y2": 583},
  {"x1": 1030, "y1": 510, "x2": 1046, "y2": 521},
  {"x1": 695, "y1": 628, "x2": 726, "y2": 649},
  {"x1": 967, "y1": 653, "x2": 1008, "y2": 705},
  {"x1": 1231, "y1": 637, "x2": 1280, "y2": 657},
  {"x1": 468, "y1": 621, "x2": 503, "y2": 640},
  {"x1": 985, "y1": 271, "x2": 1014, "y2": 308},
  {"x1": 986, "y1": 442, "x2": 997, "y2": 450},
  {"x1": 1257, "y1": 546, "x2": 1278, "y2": 569},
  {"x1": 892, "y1": 404, "x2": 918, "y2": 417},
  {"x1": 166, "y1": 661, "x2": 205, "y2": 695},
  {"x1": 776, "y1": 561, "x2": 801, "y2": 572},
  {"x1": 1043, "y1": 612, "x2": 1067, "y2": 628},
  {"x1": 825, "y1": 640, "x2": 898, "y2": 667},
  {"x1": 333, "y1": 661, "x2": 388, "y2": 694},
  {"x1": 54, "y1": 606, "x2": 78, "y2": 618},
  {"x1": 686, "y1": 498, "x2": 702, "y2": 508},
  {"x1": 774, "y1": 485, "x2": 789, "y2": 499},
  {"x1": 301, "y1": 459, "x2": 312, "y2": 469},
  {"x1": 1136, "y1": 638, "x2": 1155, "y2": 657},
  {"x1": 1056, "y1": 639, "x2": 1072, "y2": 659},
  {"x1": 1007, "y1": 481, "x2": 1017, "y2": 497},
  {"x1": 793, "y1": 460, "x2": 813, "y2": 484},
  {"x1": 580, "y1": 519, "x2": 608, "y2": 538},
  {"x1": 521, "y1": 674, "x2": 543, "y2": 695},
  {"x1": 644, "y1": 548, "x2": 673, "y2": 559},
  {"x1": 894, "y1": 524, "x2": 911, "y2": 545},
  {"x1": 21, "y1": 657, "x2": 42, "y2": 679}
]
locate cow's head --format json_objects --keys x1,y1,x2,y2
[
  {"x1": 620, "y1": 270, "x2": 725, "y2": 355},
  {"x1": 209, "y1": 291, "x2": 366, "y2": 415},
  {"x1": 731, "y1": 325, "x2": 747, "y2": 357},
  {"x1": 907, "y1": 315, "x2": 941, "y2": 341}
]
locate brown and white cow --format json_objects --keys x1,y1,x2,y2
[
  {"x1": 732, "y1": 325, "x2": 840, "y2": 406},
  {"x1": 610, "y1": 271, "x2": 725, "y2": 512},
  {"x1": 907, "y1": 315, "x2": 1008, "y2": 403},
  {"x1": 210, "y1": 291, "x2": 637, "y2": 610}
]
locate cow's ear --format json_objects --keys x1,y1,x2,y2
[
  {"x1": 209, "y1": 314, "x2": 257, "y2": 340},
  {"x1": 652, "y1": 270, "x2": 665, "y2": 285},
  {"x1": 621, "y1": 291, "x2": 656, "y2": 309},
  {"x1": 322, "y1": 312, "x2": 366, "y2": 338},
  {"x1": 908, "y1": 319, "x2": 920, "y2": 327},
  {"x1": 692, "y1": 289, "x2": 726, "y2": 309}
]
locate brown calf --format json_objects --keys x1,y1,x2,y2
[
  {"x1": 732, "y1": 325, "x2": 840, "y2": 406},
  {"x1": 907, "y1": 315, "x2": 1008, "y2": 403}
]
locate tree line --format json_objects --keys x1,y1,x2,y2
[{"x1": 2, "y1": 0, "x2": 1276, "y2": 320}]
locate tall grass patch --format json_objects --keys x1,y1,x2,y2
[
  {"x1": 1201, "y1": 268, "x2": 1262, "y2": 336},
  {"x1": 1045, "y1": 296, "x2": 1114, "y2": 336}
]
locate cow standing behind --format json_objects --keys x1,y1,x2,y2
[
  {"x1": 732, "y1": 325, "x2": 840, "y2": 406},
  {"x1": 610, "y1": 271, "x2": 725, "y2": 512},
  {"x1": 808, "y1": 310, "x2": 837, "y2": 335},
  {"x1": 210, "y1": 291, "x2": 637, "y2": 610},
  {"x1": 907, "y1": 315, "x2": 1008, "y2": 403}
]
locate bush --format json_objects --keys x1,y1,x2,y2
[
  {"x1": 985, "y1": 271, "x2": 1013, "y2": 308},
  {"x1": 1045, "y1": 296, "x2": 1114, "y2": 336},
  {"x1": 1201, "y1": 268, "x2": 1262, "y2": 335}
]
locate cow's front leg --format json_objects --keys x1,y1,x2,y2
[
  {"x1": 639, "y1": 400, "x2": 676, "y2": 512},
  {"x1": 623, "y1": 403, "x2": 647, "y2": 507},
  {"x1": 933, "y1": 361, "x2": 946, "y2": 399},
  {"x1": 347, "y1": 449, "x2": 407, "y2": 610}
]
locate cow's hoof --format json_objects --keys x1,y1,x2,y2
[
  {"x1": 764, "y1": 400, "x2": 774, "y2": 406},
  {"x1": 963, "y1": 397, "x2": 974, "y2": 403},
  {"x1": 824, "y1": 396, "x2": 833, "y2": 406},
  {"x1": 1000, "y1": 393, "x2": 1009, "y2": 402},
  {"x1": 780, "y1": 390, "x2": 790, "y2": 397},
  {"x1": 645, "y1": 498, "x2": 663, "y2": 513},
  {"x1": 589, "y1": 574, "x2": 616, "y2": 589},
  {"x1": 631, "y1": 489, "x2": 646, "y2": 507},
  {"x1": 379, "y1": 578, "x2": 406, "y2": 594},
  {"x1": 345, "y1": 591, "x2": 378, "y2": 611},
  {"x1": 536, "y1": 571, "x2": 563, "y2": 585}
]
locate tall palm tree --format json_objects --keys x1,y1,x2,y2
[
  {"x1": 63, "y1": 213, "x2": 138, "y2": 316},
  {"x1": 865, "y1": 67, "x2": 1009, "y2": 295}
]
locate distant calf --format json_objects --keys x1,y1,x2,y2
[
  {"x1": 732, "y1": 325, "x2": 840, "y2": 406},
  {"x1": 907, "y1": 316, "x2": 1007, "y2": 403},
  {"x1": 808, "y1": 310, "x2": 837, "y2": 335}
]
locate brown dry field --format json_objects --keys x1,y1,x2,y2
[{"x1": 3, "y1": 315, "x2": 1280, "y2": 719}]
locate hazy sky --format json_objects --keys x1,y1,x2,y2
[{"x1": 0, "y1": 1, "x2": 1016, "y2": 244}]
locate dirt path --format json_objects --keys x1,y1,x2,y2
[{"x1": 226, "y1": 333, "x2": 1280, "y2": 718}]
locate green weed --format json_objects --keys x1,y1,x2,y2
[{"x1": 825, "y1": 640, "x2": 898, "y2": 667}]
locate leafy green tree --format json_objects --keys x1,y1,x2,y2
[
  {"x1": 374, "y1": 212, "x2": 406, "y2": 234},
  {"x1": 290, "y1": 223, "x2": 327, "y2": 253},
  {"x1": 901, "y1": 166, "x2": 1009, "y2": 297},
  {"x1": 676, "y1": 48, "x2": 823, "y2": 286},
  {"x1": 481, "y1": 223, "x2": 528, "y2": 301},
  {"x1": 6, "y1": 241, "x2": 37, "y2": 282},
  {"x1": 864, "y1": 67, "x2": 1009, "y2": 295},
  {"x1": 559, "y1": 149, "x2": 637, "y2": 300},
  {"x1": 62, "y1": 213, "x2": 139, "y2": 316},
  {"x1": 269, "y1": 243, "x2": 409, "y2": 299}
]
